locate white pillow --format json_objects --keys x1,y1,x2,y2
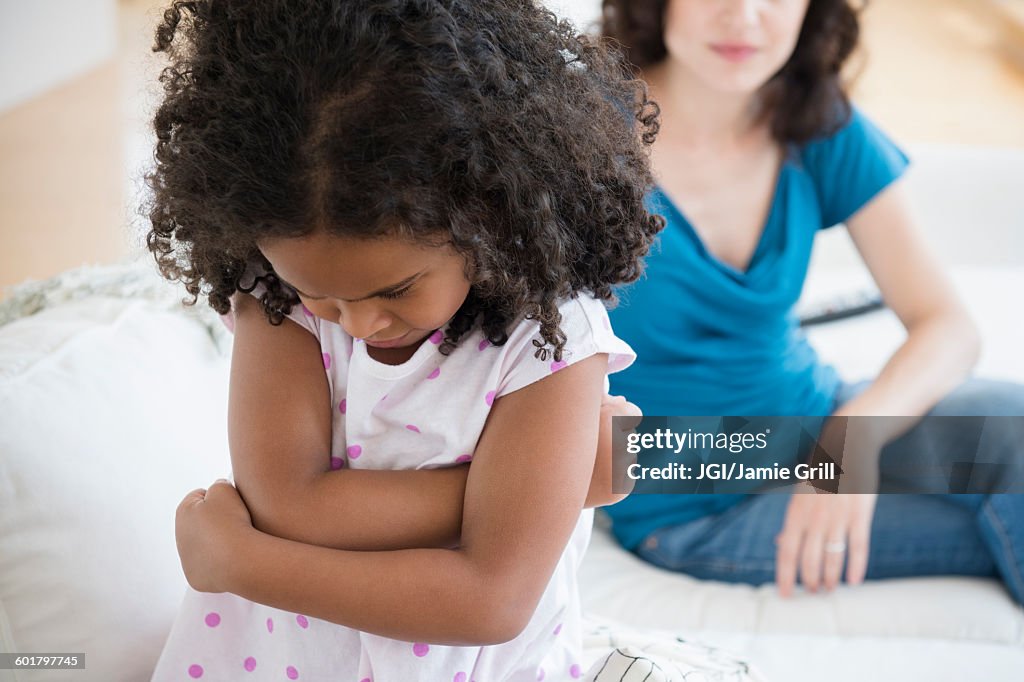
[{"x1": 0, "y1": 295, "x2": 232, "y2": 681}]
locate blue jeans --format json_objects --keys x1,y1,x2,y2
[{"x1": 633, "y1": 378, "x2": 1024, "y2": 604}]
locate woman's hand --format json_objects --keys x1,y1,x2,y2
[
  {"x1": 774, "y1": 391, "x2": 899, "y2": 596},
  {"x1": 585, "y1": 394, "x2": 642, "y2": 508},
  {"x1": 175, "y1": 479, "x2": 256, "y2": 593},
  {"x1": 775, "y1": 486, "x2": 877, "y2": 596}
]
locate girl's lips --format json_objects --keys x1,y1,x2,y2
[
  {"x1": 709, "y1": 44, "x2": 758, "y2": 62},
  {"x1": 364, "y1": 331, "x2": 411, "y2": 349}
]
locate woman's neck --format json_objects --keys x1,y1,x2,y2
[{"x1": 642, "y1": 58, "x2": 765, "y2": 151}]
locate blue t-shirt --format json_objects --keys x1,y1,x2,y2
[{"x1": 605, "y1": 108, "x2": 910, "y2": 550}]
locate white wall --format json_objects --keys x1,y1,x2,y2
[
  {"x1": 0, "y1": 0, "x2": 117, "y2": 113},
  {"x1": 546, "y1": 0, "x2": 603, "y2": 32}
]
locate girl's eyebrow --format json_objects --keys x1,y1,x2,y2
[{"x1": 279, "y1": 271, "x2": 424, "y2": 302}]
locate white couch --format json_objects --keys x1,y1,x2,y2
[{"x1": 1, "y1": 146, "x2": 1022, "y2": 681}]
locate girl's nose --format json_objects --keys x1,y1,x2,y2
[{"x1": 337, "y1": 302, "x2": 392, "y2": 341}]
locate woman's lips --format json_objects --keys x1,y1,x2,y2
[{"x1": 709, "y1": 44, "x2": 758, "y2": 62}]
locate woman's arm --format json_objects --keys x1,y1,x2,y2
[
  {"x1": 775, "y1": 178, "x2": 981, "y2": 597},
  {"x1": 841, "y1": 177, "x2": 980, "y2": 418},
  {"x1": 181, "y1": 353, "x2": 608, "y2": 645}
]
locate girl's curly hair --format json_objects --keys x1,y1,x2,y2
[
  {"x1": 145, "y1": 0, "x2": 663, "y2": 360},
  {"x1": 601, "y1": 0, "x2": 862, "y2": 144}
]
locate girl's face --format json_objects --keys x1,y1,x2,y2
[
  {"x1": 661, "y1": 0, "x2": 811, "y2": 95},
  {"x1": 260, "y1": 232, "x2": 472, "y2": 351}
]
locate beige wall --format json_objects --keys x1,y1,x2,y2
[{"x1": 2, "y1": 0, "x2": 1023, "y2": 299}]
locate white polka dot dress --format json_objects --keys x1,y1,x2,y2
[{"x1": 150, "y1": 285, "x2": 636, "y2": 682}]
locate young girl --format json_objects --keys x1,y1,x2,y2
[
  {"x1": 601, "y1": 0, "x2": 1024, "y2": 603},
  {"x1": 144, "y1": 1, "x2": 662, "y2": 680}
]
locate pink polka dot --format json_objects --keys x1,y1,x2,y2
[
  {"x1": 322, "y1": 352, "x2": 332, "y2": 370},
  {"x1": 412, "y1": 642, "x2": 430, "y2": 657},
  {"x1": 454, "y1": 673, "x2": 467, "y2": 682},
  {"x1": 427, "y1": 367, "x2": 441, "y2": 380},
  {"x1": 406, "y1": 424, "x2": 421, "y2": 433},
  {"x1": 188, "y1": 664, "x2": 203, "y2": 678},
  {"x1": 485, "y1": 390, "x2": 496, "y2": 406},
  {"x1": 296, "y1": 614, "x2": 309, "y2": 629},
  {"x1": 550, "y1": 360, "x2": 567, "y2": 373},
  {"x1": 455, "y1": 454, "x2": 473, "y2": 464},
  {"x1": 266, "y1": 617, "x2": 274, "y2": 633},
  {"x1": 204, "y1": 612, "x2": 220, "y2": 627},
  {"x1": 537, "y1": 668, "x2": 545, "y2": 681},
  {"x1": 478, "y1": 339, "x2": 490, "y2": 351},
  {"x1": 570, "y1": 663, "x2": 582, "y2": 678},
  {"x1": 429, "y1": 330, "x2": 443, "y2": 344},
  {"x1": 243, "y1": 657, "x2": 257, "y2": 672},
  {"x1": 330, "y1": 456, "x2": 344, "y2": 470},
  {"x1": 553, "y1": 622, "x2": 562, "y2": 635},
  {"x1": 286, "y1": 665, "x2": 299, "y2": 679},
  {"x1": 347, "y1": 444, "x2": 362, "y2": 459},
  {"x1": 339, "y1": 399, "x2": 347, "y2": 414},
  {"x1": 301, "y1": 305, "x2": 313, "y2": 317},
  {"x1": 219, "y1": 313, "x2": 236, "y2": 333}
]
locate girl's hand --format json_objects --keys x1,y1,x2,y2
[
  {"x1": 175, "y1": 479, "x2": 255, "y2": 593},
  {"x1": 775, "y1": 486, "x2": 877, "y2": 596},
  {"x1": 586, "y1": 394, "x2": 642, "y2": 508}
]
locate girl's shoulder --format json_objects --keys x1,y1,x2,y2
[
  {"x1": 232, "y1": 260, "x2": 323, "y2": 342},
  {"x1": 488, "y1": 293, "x2": 636, "y2": 401}
]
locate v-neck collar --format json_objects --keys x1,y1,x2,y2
[{"x1": 650, "y1": 153, "x2": 795, "y2": 280}]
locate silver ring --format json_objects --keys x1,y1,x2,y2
[{"x1": 824, "y1": 541, "x2": 847, "y2": 553}]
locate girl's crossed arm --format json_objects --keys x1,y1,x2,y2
[
  {"x1": 178, "y1": 351, "x2": 608, "y2": 645},
  {"x1": 228, "y1": 291, "x2": 466, "y2": 551},
  {"x1": 227, "y1": 292, "x2": 625, "y2": 553}
]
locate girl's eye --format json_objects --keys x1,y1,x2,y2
[{"x1": 379, "y1": 285, "x2": 413, "y2": 301}]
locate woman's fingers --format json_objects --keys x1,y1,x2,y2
[
  {"x1": 774, "y1": 529, "x2": 801, "y2": 598},
  {"x1": 800, "y1": 528, "x2": 826, "y2": 592},
  {"x1": 846, "y1": 504, "x2": 873, "y2": 585},
  {"x1": 777, "y1": 493, "x2": 877, "y2": 596},
  {"x1": 775, "y1": 497, "x2": 808, "y2": 597},
  {"x1": 821, "y1": 532, "x2": 847, "y2": 592}
]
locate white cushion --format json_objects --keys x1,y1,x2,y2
[
  {"x1": 581, "y1": 519, "x2": 1024, "y2": 643},
  {"x1": 0, "y1": 296, "x2": 232, "y2": 680},
  {"x1": 689, "y1": 633, "x2": 1024, "y2": 682}
]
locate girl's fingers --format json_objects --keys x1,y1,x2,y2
[
  {"x1": 181, "y1": 479, "x2": 229, "y2": 508},
  {"x1": 177, "y1": 488, "x2": 207, "y2": 512},
  {"x1": 203, "y1": 479, "x2": 232, "y2": 496}
]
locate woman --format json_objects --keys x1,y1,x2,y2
[{"x1": 601, "y1": 0, "x2": 1024, "y2": 603}]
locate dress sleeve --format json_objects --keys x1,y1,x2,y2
[
  {"x1": 802, "y1": 107, "x2": 911, "y2": 229},
  {"x1": 217, "y1": 259, "x2": 322, "y2": 341},
  {"x1": 495, "y1": 294, "x2": 636, "y2": 399}
]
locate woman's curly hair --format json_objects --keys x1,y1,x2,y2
[
  {"x1": 145, "y1": 0, "x2": 663, "y2": 360},
  {"x1": 601, "y1": 0, "x2": 862, "y2": 144}
]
